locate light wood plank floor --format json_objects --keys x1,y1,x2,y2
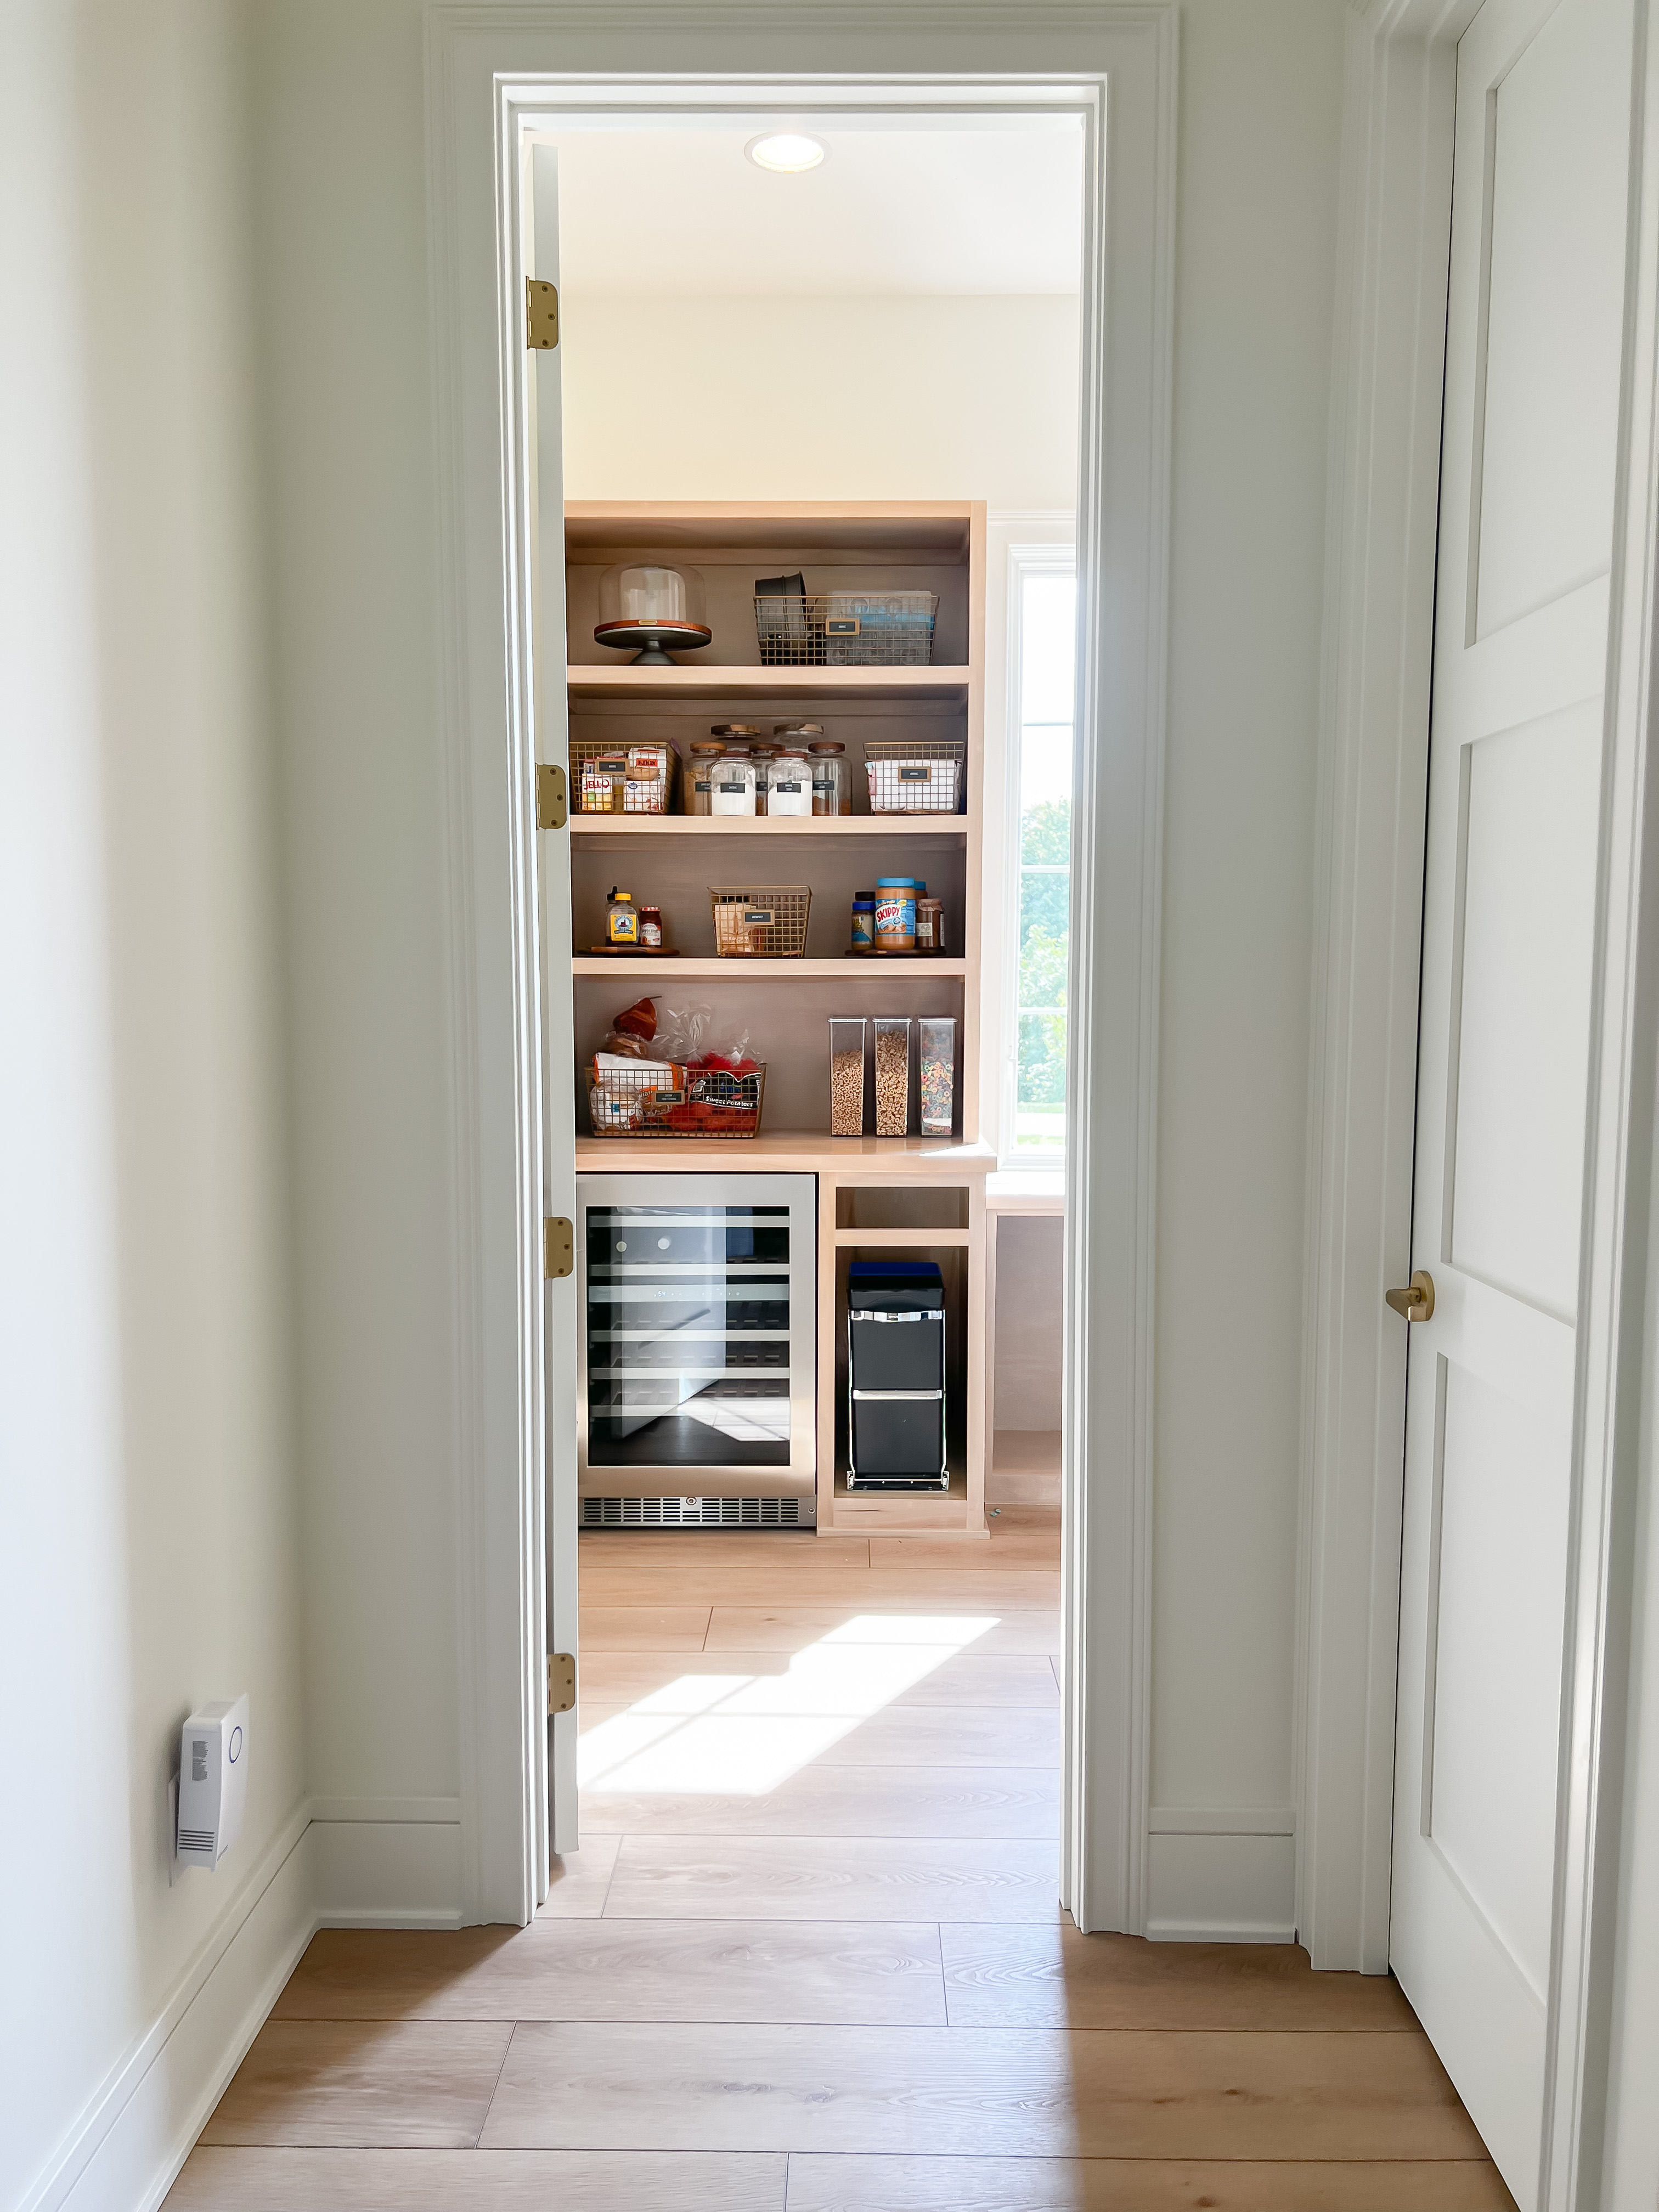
[{"x1": 169, "y1": 1510, "x2": 1516, "y2": 2210}]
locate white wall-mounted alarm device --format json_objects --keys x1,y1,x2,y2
[{"x1": 175, "y1": 1695, "x2": 249, "y2": 1872}]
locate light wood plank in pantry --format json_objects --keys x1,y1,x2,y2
[
  {"x1": 535, "y1": 1835, "x2": 620, "y2": 1918},
  {"x1": 166, "y1": 2148, "x2": 787, "y2": 2210},
  {"x1": 583, "y1": 1764, "x2": 1059, "y2": 1841},
  {"x1": 576, "y1": 1648, "x2": 1060, "y2": 1709},
  {"x1": 272, "y1": 1922, "x2": 947, "y2": 2028},
  {"x1": 477, "y1": 2022, "x2": 1487, "y2": 2160},
  {"x1": 938, "y1": 1925, "x2": 1419, "y2": 2032},
  {"x1": 577, "y1": 1703, "x2": 1062, "y2": 1771},
  {"x1": 580, "y1": 1605, "x2": 711, "y2": 1650},
  {"x1": 803, "y1": 1705, "x2": 1062, "y2": 1768},
  {"x1": 579, "y1": 1571, "x2": 1060, "y2": 1610},
  {"x1": 781, "y1": 2154, "x2": 1518, "y2": 2211},
  {"x1": 601, "y1": 1835, "x2": 1060, "y2": 1923},
  {"x1": 701, "y1": 1607, "x2": 1061, "y2": 1655},
  {"x1": 198, "y1": 2021, "x2": 512, "y2": 2148}
]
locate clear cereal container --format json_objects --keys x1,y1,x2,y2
[
  {"x1": 828, "y1": 1017, "x2": 867, "y2": 1136},
  {"x1": 918, "y1": 1015, "x2": 957, "y2": 1135},
  {"x1": 872, "y1": 1017, "x2": 912, "y2": 1137}
]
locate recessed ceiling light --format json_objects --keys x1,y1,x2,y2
[{"x1": 746, "y1": 132, "x2": 827, "y2": 174}]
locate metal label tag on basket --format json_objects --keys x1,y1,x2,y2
[
  {"x1": 898, "y1": 766, "x2": 929, "y2": 782},
  {"x1": 744, "y1": 909, "x2": 774, "y2": 926},
  {"x1": 825, "y1": 616, "x2": 861, "y2": 635}
]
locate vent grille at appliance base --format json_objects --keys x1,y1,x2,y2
[
  {"x1": 177, "y1": 1829, "x2": 216, "y2": 1853},
  {"x1": 582, "y1": 1495, "x2": 809, "y2": 1530}
]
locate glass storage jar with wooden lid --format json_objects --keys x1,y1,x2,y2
[
  {"x1": 766, "y1": 740, "x2": 813, "y2": 817},
  {"x1": 710, "y1": 742, "x2": 758, "y2": 817},
  {"x1": 686, "y1": 738, "x2": 725, "y2": 816}
]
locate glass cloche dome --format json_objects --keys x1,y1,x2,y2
[{"x1": 595, "y1": 562, "x2": 712, "y2": 665}]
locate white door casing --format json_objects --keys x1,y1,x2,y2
[
  {"x1": 1390, "y1": 0, "x2": 1635, "y2": 2202},
  {"x1": 525, "y1": 142, "x2": 581, "y2": 1866},
  {"x1": 434, "y1": 21, "x2": 1177, "y2": 1938}
]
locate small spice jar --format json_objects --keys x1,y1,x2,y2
[
  {"x1": 806, "y1": 738, "x2": 848, "y2": 816},
  {"x1": 711, "y1": 744, "x2": 758, "y2": 817},
  {"x1": 874, "y1": 877, "x2": 919, "y2": 953},
  {"x1": 916, "y1": 896, "x2": 944, "y2": 953},
  {"x1": 850, "y1": 891, "x2": 876, "y2": 952},
  {"x1": 766, "y1": 742, "x2": 813, "y2": 817},
  {"x1": 686, "y1": 740, "x2": 725, "y2": 816}
]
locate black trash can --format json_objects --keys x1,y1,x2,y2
[{"x1": 847, "y1": 1261, "x2": 947, "y2": 1490}]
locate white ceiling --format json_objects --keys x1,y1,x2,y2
[{"x1": 540, "y1": 125, "x2": 1085, "y2": 298}]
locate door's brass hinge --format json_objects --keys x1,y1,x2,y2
[
  {"x1": 544, "y1": 1216, "x2": 574, "y2": 1280},
  {"x1": 547, "y1": 1652, "x2": 575, "y2": 1715},
  {"x1": 536, "y1": 763, "x2": 567, "y2": 830},
  {"x1": 526, "y1": 278, "x2": 559, "y2": 349}
]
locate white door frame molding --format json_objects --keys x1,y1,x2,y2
[
  {"x1": 424, "y1": 5, "x2": 1178, "y2": 1936},
  {"x1": 1301, "y1": 0, "x2": 1659, "y2": 2201}
]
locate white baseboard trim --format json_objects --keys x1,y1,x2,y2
[
  {"x1": 1148, "y1": 1804, "x2": 1296, "y2": 1836},
  {"x1": 1147, "y1": 1915, "x2": 1300, "y2": 1944},
  {"x1": 1146, "y1": 1829, "x2": 1297, "y2": 1946},
  {"x1": 309, "y1": 1812, "x2": 464, "y2": 1929},
  {"x1": 25, "y1": 1799, "x2": 467, "y2": 2212},
  {"x1": 21, "y1": 1804, "x2": 313, "y2": 2212}
]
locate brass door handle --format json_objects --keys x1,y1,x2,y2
[{"x1": 1385, "y1": 1271, "x2": 1435, "y2": 1322}]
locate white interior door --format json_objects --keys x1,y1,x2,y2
[
  {"x1": 1391, "y1": 0, "x2": 1634, "y2": 2200},
  {"x1": 524, "y1": 140, "x2": 580, "y2": 1866}
]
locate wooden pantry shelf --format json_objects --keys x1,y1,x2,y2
[
  {"x1": 572, "y1": 956, "x2": 968, "y2": 979},
  {"x1": 833, "y1": 1227, "x2": 972, "y2": 1247},
  {"x1": 569, "y1": 814, "x2": 968, "y2": 838},
  {"x1": 574, "y1": 1132, "x2": 996, "y2": 1175},
  {"x1": 566, "y1": 663, "x2": 973, "y2": 702}
]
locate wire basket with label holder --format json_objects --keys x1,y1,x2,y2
[
  {"x1": 571, "y1": 738, "x2": 680, "y2": 814},
  {"x1": 862, "y1": 737, "x2": 966, "y2": 815},
  {"x1": 754, "y1": 592, "x2": 938, "y2": 668},
  {"x1": 709, "y1": 886, "x2": 812, "y2": 958},
  {"x1": 586, "y1": 1058, "x2": 766, "y2": 1138}
]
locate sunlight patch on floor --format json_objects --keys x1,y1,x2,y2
[{"x1": 578, "y1": 1615, "x2": 1000, "y2": 1795}]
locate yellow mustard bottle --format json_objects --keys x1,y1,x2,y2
[{"x1": 606, "y1": 887, "x2": 639, "y2": 947}]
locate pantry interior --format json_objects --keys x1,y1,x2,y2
[{"x1": 550, "y1": 119, "x2": 1081, "y2": 1540}]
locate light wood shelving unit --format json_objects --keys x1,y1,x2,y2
[{"x1": 567, "y1": 501, "x2": 991, "y2": 1534}]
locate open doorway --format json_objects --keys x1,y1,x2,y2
[{"x1": 532, "y1": 111, "x2": 1084, "y2": 1915}]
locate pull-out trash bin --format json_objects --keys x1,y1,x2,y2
[{"x1": 847, "y1": 1260, "x2": 947, "y2": 1491}]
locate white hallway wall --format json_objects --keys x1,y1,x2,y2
[
  {"x1": 253, "y1": 0, "x2": 1343, "y2": 1940},
  {"x1": 0, "y1": 4, "x2": 308, "y2": 2207}
]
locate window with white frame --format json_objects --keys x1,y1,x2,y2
[{"x1": 1005, "y1": 557, "x2": 1077, "y2": 1159}]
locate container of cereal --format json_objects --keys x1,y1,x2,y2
[
  {"x1": 828, "y1": 1016, "x2": 867, "y2": 1136},
  {"x1": 918, "y1": 1015, "x2": 957, "y2": 1135},
  {"x1": 873, "y1": 1016, "x2": 912, "y2": 1136}
]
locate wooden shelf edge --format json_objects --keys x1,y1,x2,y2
[
  {"x1": 576, "y1": 1132, "x2": 996, "y2": 1173},
  {"x1": 832, "y1": 1228, "x2": 971, "y2": 1246},
  {"x1": 570, "y1": 815, "x2": 969, "y2": 836},
  {"x1": 568, "y1": 663, "x2": 972, "y2": 699},
  {"x1": 572, "y1": 956, "x2": 969, "y2": 978}
]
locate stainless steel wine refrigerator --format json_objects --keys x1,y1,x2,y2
[{"x1": 575, "y1": 1172, "x2": 818, "y2": 1529}]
